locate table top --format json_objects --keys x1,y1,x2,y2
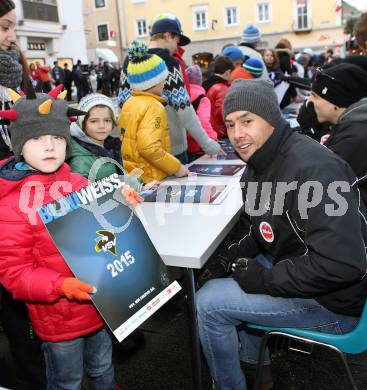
[{"x1": 136, "y1": 154, "x2": 245, "y2": 269}]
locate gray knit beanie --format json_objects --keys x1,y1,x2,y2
[
  {"x1": 223, "y1": 79, "x2": 282, "y2": 127},
  {"x1": 9, "y1": 94, "x2": 73, "y2": 159},
  {"x1": 0, "y1": 85, "x2": 86, "y2": 160}
]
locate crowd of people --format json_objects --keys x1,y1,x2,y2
[
  {"x1": 28, "y1": 59, "x2": 122, "y2": 102},
  {"x1": 1, "y1": 0, "x2": 367, "y2": 388}
]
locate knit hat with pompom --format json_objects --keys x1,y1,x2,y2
[{"x1": 127, "y1": 40, "x2": 168, "y2": 91}]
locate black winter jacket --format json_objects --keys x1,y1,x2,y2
[
  {"x1": 224, "y1": 119, "x2": 367, "y2": 316},
  {"x1": 325, "y1": 98, "x2": 367, "y2": 206}
]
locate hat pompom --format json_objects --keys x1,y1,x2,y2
[{"x1": 128, "y1": 40, "x2": 148, "y2": 62}]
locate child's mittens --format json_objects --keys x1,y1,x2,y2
[
  {"x1": 121, "y1": 184, "x2": 143, "y2": 207},
  {"x1": 59, "y1": 278, "x2": 96, "y2": 302}
]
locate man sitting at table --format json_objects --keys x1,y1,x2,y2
[{"x1": 196, "y1": 79, "x2": 367, "y2": 390}]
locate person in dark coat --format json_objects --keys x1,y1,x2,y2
[
  {"x1": 63, "y1": 62, "x2": 73, "y2": 101},
  {"x1": 308, "y1": 63, "x2": 367, "y2": 205},
  {"x1": 51, "y1": 60, "x2": 64, "y2": 87},
  {"x1": 197, "y1": 78, "x2": 367, "y2": 390}
]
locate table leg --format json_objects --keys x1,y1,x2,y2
[{"x1": 184, "y1": 268, "x2": 203, "y2": 390}]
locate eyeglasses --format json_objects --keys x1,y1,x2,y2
[{"x1": 315, "y1": 67, "x2": 335, "y2": 82}]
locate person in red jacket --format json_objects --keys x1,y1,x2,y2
[
  {"x1": 0, "y1": 86, "x2": 116, "y2": 390},
  {"x1": 35, "y1": 61, "x2": 53, "y2": 93},
  {"x1": 203, "y1": 56, "x2": 234, "y2": 138},
  {"x1": 186, "y1": 65, "x2": 218, "y2": 161}
]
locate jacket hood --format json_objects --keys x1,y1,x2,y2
[
  {"x1": 203, "y1": 75, "x2": 228, "y2": 92},
  {"x1": 189, "y1": 83, "x2": 206, "y2": 100},
  {"x1": 338, "y1": 98, "x2": 367, "y2": 126},
  {"x1": 70, "y1": 122, "x2": 105, "y2": 148}
]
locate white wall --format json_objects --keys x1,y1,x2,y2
[
  {"x1": 57, "y1": 0, "x2": 88, "y2": 63},
  {"x1": 14, "y1": 0, "x2": 88, "y2": 65}
]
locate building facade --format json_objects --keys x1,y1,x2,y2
[
  {"x1": 14, "y1": 0, "x2": 88, "y2": 67},
  {"x1": 121, "y1": 0, "x2": 352, "y2": 63},
  {"x1": 83, "y1": 0, "x2": 123, "y2": 64}
]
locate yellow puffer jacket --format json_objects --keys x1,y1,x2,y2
[{"x1": 118, "y1": 91, "x2": 181, "y2": 183}]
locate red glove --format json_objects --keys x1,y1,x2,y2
[
  {"x1": 121, "y1": 184, "x2": 143, "y2": 207},
  {"x1": 59, "y1": 278, "x2": 96, "y2": 302}
]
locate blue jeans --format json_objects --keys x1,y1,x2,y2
[
  {"x1": 42, "y1": 328, "x2": 115, "y2": 390},
  {"x1": 196, "y1": 255, "x2": 358, "y2": 390}
]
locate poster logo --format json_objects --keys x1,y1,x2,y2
[
  {"x1": 259, "y1": 222, "x2": 274, "y2": 243},
  {"x1": 95, "y1": 229, "x2": 117, "y2": 256}
]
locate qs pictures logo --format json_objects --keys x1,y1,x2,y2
[{"x1": 95, "y1": 230, "x2": 117, "y2": 256}]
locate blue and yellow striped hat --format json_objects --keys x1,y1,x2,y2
[{"x1": 127, "y1": 40, "x2": 168, "y2": 91}]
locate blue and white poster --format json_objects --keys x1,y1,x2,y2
[{"x1": 38, "y1": 174, "x2": 181, "y2": 342}]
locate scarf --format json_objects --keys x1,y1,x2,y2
[{"x1": 0, "y1": 45, "x2": 23, "y2": 89}]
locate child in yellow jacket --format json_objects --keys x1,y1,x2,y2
[{"x1": 118, "y1": 40, "x2": 189, "y2": 183}]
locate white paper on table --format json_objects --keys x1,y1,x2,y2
[{"x1": 275, "y1": 81, "x2": 290, "y2": 104}]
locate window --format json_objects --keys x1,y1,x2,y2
[
  {"x1": 95, "y1": 0, "x2": 105, "y2": 8},
  {"x1": 28, "y1": 42, "x2": 46, "y2": 50},
  {"x1": 295, "y1": 0, "x2": 310, "y2": 30},
  {"x1": 193, "y1": 6, "x2": 208, "y2": 31},
  {"x1": 98, "y1": 24, "x2": 109, "y2": 41},
  {"x1": 225, "y1": 7, "x2": 239, "y2": 27},
  {"x1": 136, "y1": 19, "x2": 147, "y2": 37},
  {"x1": 22, "y1": 0, "x2": 59, "y2": 22},
  {"x1": 257, "y1": 3, "x2": 271, "y2": 23}
]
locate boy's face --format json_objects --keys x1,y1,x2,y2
[
  {"x1": 163, "y1": 33, "x2": 180, "y2": 55},
  {"x1": 85, "y1": 106, "x2": 114, "y2": 145},
  {"x1": 308, "y1": 91, "x2": 339, "y2": 124},
  {"x1": 222, "y1": 69, "x2": 232, "y2": 81},
  {"x1": 22, "y1": 135, "x2": 67, "y2": 173}
]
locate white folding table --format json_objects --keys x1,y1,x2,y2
[{"x1": 135, "y1": 155, "x2": 245, "y2": 390}]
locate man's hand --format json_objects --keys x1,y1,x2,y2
[
  {"x1": 232, "y1": 257, "x2": 267, "y2": 294},
  {"x1": 197, "y1": 255, "x2": 232, "y2": 288},
  {"x1": 59, "y1": 278, "x2": 96, "y2": 302}
]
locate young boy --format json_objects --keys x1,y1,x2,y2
[
  {"x1": 0, "y1": 87, "x2": 115, "y2": 390},
  {"x1": 119, "y1": 15, "x2": 222, "y2": 164},
  {"x1": 118, "y1": 40, "x2": 189, "y2": 183},
  {"x1": 203, "y1": 56, "x2": 234, "y2": 138}
]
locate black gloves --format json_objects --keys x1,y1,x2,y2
[
  {"x1": 198, "y1": 253, "x2": 270, "y2": 294},
  {"x1": 197, "y1": 254, "x2": 232, "y2": 289},
  {"x1": 232, "y1": 257, "x2": 267, "y2": 294},
  {"x1": 297, "y1": 100, "x2": 320, "y2": 133}
]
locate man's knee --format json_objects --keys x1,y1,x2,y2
[{"x1": 196, "y1": 279, "x2": 219, "y2": 317}]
